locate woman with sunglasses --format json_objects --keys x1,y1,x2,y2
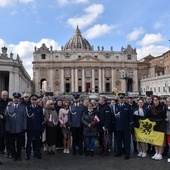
[{"x1": 44, "y1": 100, "x2": 58, "y2": 154}]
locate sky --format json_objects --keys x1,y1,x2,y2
[{"x1": 0, "y1": 0, "x2": 170, "y2": 79}]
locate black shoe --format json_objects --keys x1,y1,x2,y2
[
  {"x1": 91, "y1": 151, "x2": 94, "y2": 157},
  {"x1": 47, "y1": 150, "x2": 55, "y2": 155},
  {"x1": 18, "y1": 157, "x2": 22, "y2": 161},
  {"x1": 79, "y1": 152, "x2": 83, "y2": 155},
  {"x1": 36, "y1": 155, "x2": 42, "y2": 159},
  {"x1": 113, "y1": 153, "x2": 122, "y2": 157},
  {"x1": 124, "y1": 155, "x2": 130, "y2": 160},
  {"x1": 134, "y1": 148, "x2": 138, "y2": 153},
  {"x1": 0, "y1": 161, "x2": 2, "y2": 165},
  {"x1": 72, "y1": 151, "x2": 76, "y2": 155},
  {"x1": 85, "y1": 151, "x2": 90, "y2": 156},
  {"x1": 25, "y1": 157, "x2": 30, "y2": 160},
  {"x1": 13, "y1": 158, "x2": 17, "y2": 161}
]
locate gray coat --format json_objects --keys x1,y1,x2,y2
[
  {"x1": 68, "y1": 103, "x2": 85, "y2": 127},
  {"x1": 81, "y1": 110, "x2": 98, "y2": 137},
  {"x1": 5, "y1": 103, "x2": 27, "y2": 133}
]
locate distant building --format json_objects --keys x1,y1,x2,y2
[
  {"x1": 0, "y1": 47, "x2": 32, "y2": 97},
  {"x1": 33, "y1": 26, "x2": 139, "y2": 95},
  {"x1": 139, "y1": 50, "x2": 170, "y2": 96}
]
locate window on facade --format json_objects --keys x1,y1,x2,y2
[
  {"x1": 65, "y1": 56, "x2": 70, "y2": 59},
  {"x1": 65, "y1": 68, "x2": 71, "y2": 77},
  {"x1": 95, "y1": 69, "x2": 98, "y2": 76},
  {"x1": 105, "y1": 68, "x2": 110, "y2": 77},
  {"x1": 41, "y1": 68, "x2": 46, "y2": 77},
  {"x1": 78, "y1": 55, "x2": 81, "y2": 58},
  {"x1": 154, "y1": 87, "x2": 156, "y2": 92},
  {"x1": 78, "y1": 69, "x2": 81, "y2": 76},
  {"x1": 85, "y1": 68, "x2": 91, "y2": 77},
  {"x1": 95, "y1": 56, "x2": 98, "y2": 58},
  {"x1": 116, "y1": 56, "x2": 119, "y2": 59},
  {"x1": 41, "y1": 54, "x2": 46, "y2": 59},
  {"x1": 158, "y1": 87, "x2": 160, "y2": 92},
  {"x1": 127, "y1": 55, "x2": 131, "y2": 60}
]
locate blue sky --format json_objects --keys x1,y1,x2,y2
[{"x1": 0, "y1": 0, "x2": 170, "y2": 78}]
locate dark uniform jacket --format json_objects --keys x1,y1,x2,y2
[
  {"x1": 81, "y1": 109, "x2": 98, "y2": 137},
  {"x1": 98, "y1": 103, "x2": 112, "y2": 132},
  {"x1": 68, "y1": 103, "x2": 84, "y2": 127},
  {"x1": 115, "y1": 102, "x2": 133, "y2": 131},
  {"x1": 26, "y1": 105, "x2": 45, "y2": 131}
]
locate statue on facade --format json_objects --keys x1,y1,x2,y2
[
  {"x1": 101, "y1": 46, "x2": 104, "y2": 51},
  {"x1": 10, "y1": 52, "x2": 14, "y2": 59},
  {"x1": 50, "y1": 45, "x2": 53, "y2": 51},
  {"x1": 97, "y1": 46, "x2": 100, "y2": 51},
  {"x1": 34, "y1": 46, "x2": 37, "y2": 51},
  {"x1": 61, "y1": 46, "x2": 63, "y2": 51},
  {"x1": 110, "y1": 46, "x2": 113, "y2": 51}
]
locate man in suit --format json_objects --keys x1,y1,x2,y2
[
  {"x1": 25, "y1": 94, "x2": 44, "y2": 160},
  {"x1": 5, "y1": 92, "x2": 27, "y2": 161},
  {"x1": 68, "y1": 94, "x2": 84, "y2": 155},
  {"x1": 114, "y1": 94, "x2": 133, "y2": 159}
]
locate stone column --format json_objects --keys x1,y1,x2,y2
[
  {"x1": 102, "y1": 68, "x2": 105, "y2": 92},
  {"x1": 71, "y1": 67, "x2": 74, "y2": 92},
  {"x1": 15, "y1": 72, "x2": 20, "y2": 92},
  {"x1": 111, "y1": 68, "x2": 116, "y2": 90},
  {"x1": 98, "y1": 68, "x2": 102, "y2": 93},
  {"x1": 61, "y1": 67, "x2": 64, "y2": 93},
  {"x1": 9, "y1": 71, "x2": 14, "y2": 97},
  {"x1": 133, "y1": 68, "x2": 138, "y2": 92},
  {"x1": 75, "y1": 67, "x2": 78, "y2": 92},
  {"x1": 49, "y1": 68, "x2": 54, "y2": 92},
  {"x1": 92, "y1": 68, "x2": 95, "y2": 92},
  {"x1": 82, "y1": 67, "x2": 85, "y2": 92}
]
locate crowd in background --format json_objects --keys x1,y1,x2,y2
[{"x1": 0, "y1": 90, "x2": 170, "y2": 166}]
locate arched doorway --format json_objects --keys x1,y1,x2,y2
[{"x1": 40, "y1": 78, "x2": 47, "y2": 94}]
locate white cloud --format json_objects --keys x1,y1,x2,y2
[
  {"x1": 56, "y1": 0, "x2": 89, "y2": 6},
  {"x1": 154, "y1": 22, "x2": 164, "y2": 29},
  {"x1": 1, "y1": 39, "x2": 60, "y2": 79},
  {"x1": 126, "y1": 27, "x2": 145, "y2": 41},
  {"x1": 137, "y1": 33, "x2": 164, "y2": 46},
  {"x1": 137, "y1": 45, "x2": 169, "y2": 60},
  {"x1": 19, "y1": 0, "x2": 34, "y2": 3},
  {"x1": 0, "y1": 0, "x2": 16, "y2": 7},
  {"x1": 67, "y1": 4, "x2": 104, "y2": 29},
  {"x1": 84, "y1": 24, "x2": 116, "y2": 39},
  {"x1": 0, "y1": 0, "x2": 33, "y2": 7}
]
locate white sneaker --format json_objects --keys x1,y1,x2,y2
[
  {"x1": 142, "y1": 152, "x2": 147, "y2": 158},
  {"x1": 63, "y1": 149, "x2": 67, "y2": 153},
  {"x1": 155, "y1": 154, "x2": 162, "y2": 160},
  {"x1": 152, "y1": 153, "x2": 158, "y2": 159},
  {"x1": 137, "y1": 152, "x2": 142, "y2": 157},
  {"x1": 167, "y1": 158, "x2": 170, "y2": 163},
  {"x1": 66, "y1": 149, "x2": 70, "y2": 154}
]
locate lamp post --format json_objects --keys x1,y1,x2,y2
[{"x1": 121, "y1": 67, "x2": 133, "y2": 94}]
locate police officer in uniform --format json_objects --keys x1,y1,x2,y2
[
  {"x1": 114, "y1": 94, "x2": 133, "y2": 159},
  {"x1": 68, "y1": 94, "x2": 84, "y2": 155},
  {"x1": 25, "y1": 94, "x2": 45, "y2": 160},
  {"x1": 5, "y1": 92, "x2": 27, "y2": 161}
]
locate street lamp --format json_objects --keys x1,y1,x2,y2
[{"x1": 121, "y1": 67, "x2": 133, "y2": 94}]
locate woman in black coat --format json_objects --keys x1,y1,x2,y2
[{"x1": 82, "y1": 103, "x2": 98, "y2": 157}]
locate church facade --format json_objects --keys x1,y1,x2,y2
[{"x1": 33, "y1": 26, "x2": 139, "y2": 95}]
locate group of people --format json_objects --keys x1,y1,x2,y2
[{"x1": 0, "y1": 90, "x2": 170, "y2": 165}]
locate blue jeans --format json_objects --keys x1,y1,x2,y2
[{"x1": 85, "y1": 136, "x2": 95, "y2": 151}]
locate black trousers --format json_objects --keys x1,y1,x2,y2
[
  {"x1": 10, "y1": 133, "x2": 23, "y2": 159},
  {"x1": 26, "y1": 131, "x2": 41, "y2": 158},
  {"x1": 116, "y1": 130, "x2": 131, "y2": 156},
  {"x1": 71, "y1": 127, "x2": 83, "y2": 154}
]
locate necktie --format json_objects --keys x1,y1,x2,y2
[{"x1": 15, "y1": 104, "x2": 18, "y2": 109}]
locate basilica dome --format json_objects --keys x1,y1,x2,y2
[{"x1": 64, "y1": 26, "x2": 92, "y2": 51}]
